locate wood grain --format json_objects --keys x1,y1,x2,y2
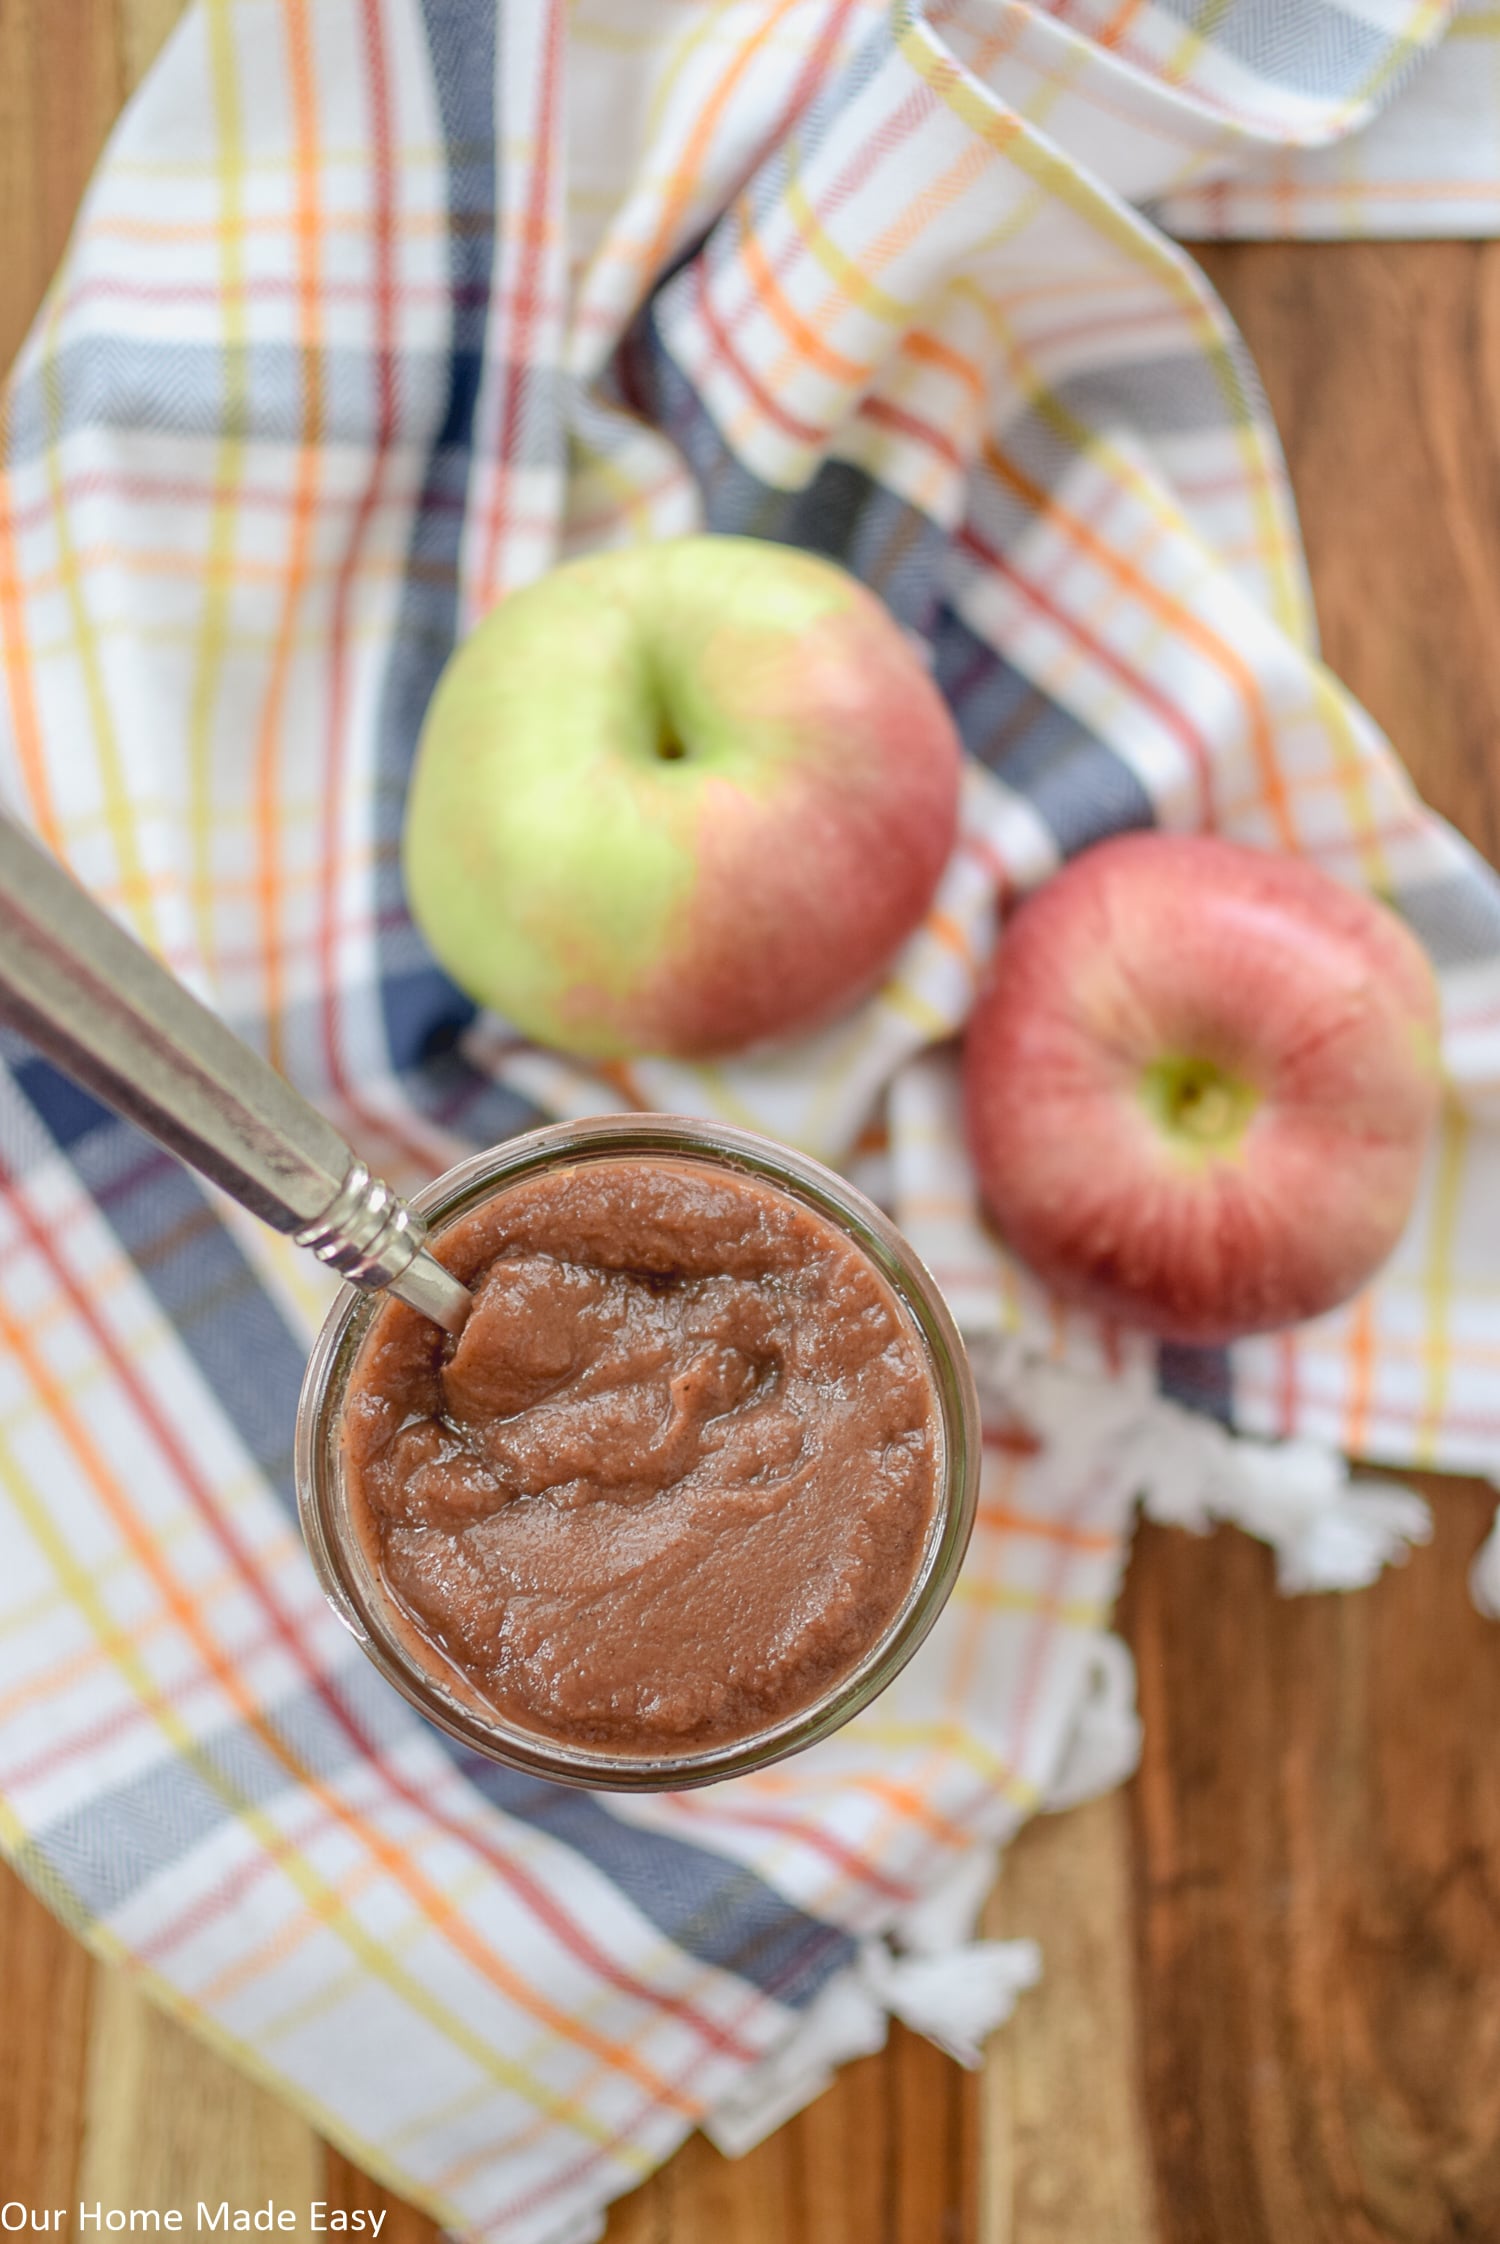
[
  {"x1": 1121, "y1": 1484, "x2": 1500, "y2": 2244},
  {"x1": 980, "y1": 1794, "x2": 1158, "y2": 2244},
  {"x1": 0, "y1": 1868, "x2": 93, "y2": 2210},
  {"x1": 75, "y1": 1975, "x2": 323, "y2": 2222},
  {"x1": 601, "y1": 2027, "x2": 977, "y2": 2244},
  {"x1": 1196, "y1": 241, "x2": 1500, "y2": 862},
  {"x1": 2, "y1": 9, "x2": 1499, "y2": 2242},
  {"x1": 0, "y1": 0, "x2": 183, "y2": 375}
]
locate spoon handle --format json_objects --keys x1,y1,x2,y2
[{"x1": 0, "y1": 814, "x2": 470, "y2": 1333}]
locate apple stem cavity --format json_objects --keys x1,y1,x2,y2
[
  {"x1": 1141, "y1": 1054, "x2": 1258, "y2": 1153},
  {"x1": 655, "y1": 726, "x2": 688, "y2": 763}
]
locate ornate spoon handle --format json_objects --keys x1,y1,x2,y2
[{"x1": 0, "y1": 814, "x2": 471, "y2": 1334}]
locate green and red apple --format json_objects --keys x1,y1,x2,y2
[
  {"x1": 963, "y1": 833, "x2": 1443, "y2": 1344},
  {"x1": 403, "y1": 537, "x2": 963, "y2": 1059}
]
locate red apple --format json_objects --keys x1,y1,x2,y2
[
  {"x1": 403, "y1": 537, "x2": 962, "y2": 1059},
  {"x1": 962, "y1": 833, "x2": 1443, "y2": 1344}
]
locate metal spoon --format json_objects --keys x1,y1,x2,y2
[{"x1": 0, "y1": 813, "x2": 472, "y2": 1333}]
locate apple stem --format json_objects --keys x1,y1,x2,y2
[
  {"x1": 1141, "y1": 1054, "x2": 1257, "y2": 1150},
  {"x1": 1178, "y1": 1079, "x2": 1234, "y2": 1139}
]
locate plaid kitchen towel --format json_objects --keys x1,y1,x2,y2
[
  {"x1": 4, "y1": 4, "x2": 1500, "y2": 2240},
  {"x1": 1156, "y1": 0, "x2": 1500, "y2": 238}
]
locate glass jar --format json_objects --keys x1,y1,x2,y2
[{"x1": 295, "y1": 1114, "x2": 979, "y2": 1791}]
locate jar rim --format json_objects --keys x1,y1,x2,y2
[{"x1": 295, "y1": 1113, "x2": 979, "y2": 1791}]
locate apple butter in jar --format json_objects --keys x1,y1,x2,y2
[{"x1": 296, "y1": 1117, "x2": 978, "y2": 1789}]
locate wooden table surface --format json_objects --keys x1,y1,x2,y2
[{"x1": 4, "y1": 7, "x2": 1500, "y2": 2240}]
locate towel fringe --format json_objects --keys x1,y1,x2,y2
[
  {"x1": 861, "y1": 1935, "x2": 1043, "y2": 2068},
  {"x1": 971, "y1": 1337, "x2": 1435, "y2": 1598},
  {"x1": 703, "y1": 1922, "x2": 1042, "y2": 2159},
  {"x1": 1126, "y1": 1410, "x2": 1433, "y2": 1594},
  {"x1": 1042, "y1": 1635, "x2": 1144, "y2": 1811},
  {"x1": 704, "y1": 1842, "x2": 1037, "y2": 2156},
  {"x1": 1471, "y1": 1498, "x2": 1500, "y2": 1619}
]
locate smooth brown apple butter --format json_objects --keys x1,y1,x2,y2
[{"x1": 340, "y1": 1155, "x2": 941, "y2": 1754}]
